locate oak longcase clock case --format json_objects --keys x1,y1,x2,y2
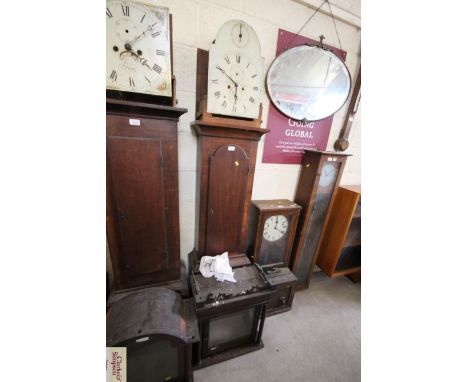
[
  {"x1": 106, "y1": 99, "x2": 187, "y2": 290},
  {"x1": 290, "y1": 150, "x2": 350, "y2": 289}
]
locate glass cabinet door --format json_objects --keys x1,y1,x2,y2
[
  {"x1": 296, "y1": 161, "x2": 341, "y2": 284},
  {"x1": 126, "y1": 336, "x2": 181, "y2": 382},
  {"x1": 207, "y1": 307, "x2": 255, "y2": 354}
]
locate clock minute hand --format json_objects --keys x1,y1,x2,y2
[
  {"x1": 128, "y1": 22, "x2": 158, "y2": 46},
  {"x1": 215, "y1": 65, "x2": 238, "y2": 86}
]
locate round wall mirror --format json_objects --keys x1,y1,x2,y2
[{"x1": 266, "y1": 45, "x2": 351, "y2": 121}]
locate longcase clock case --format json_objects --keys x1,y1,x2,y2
[
  {"x1": 290, "y1": 150, "x2": 350, "y2": 289},
  {"x1": 106, "y1": 99, "x2": 187, "y2": 291}
]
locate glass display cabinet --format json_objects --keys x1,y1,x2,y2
[{"x1": 190, "y1": 264, "x2": 273, "y2": 368}]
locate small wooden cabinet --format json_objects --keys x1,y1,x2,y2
[
  {"x1": 261, "y1": 265, "x2": 297, "y2": 316},
  {"x1": 106, "y1": 99, "x2": 187, "y2": 290},
  {"x1": 190, "y1": 265, "x2": 273, "y2": 368},
  {"x1": 316, "y1": 185, "x2": 361, "y2": 279}
]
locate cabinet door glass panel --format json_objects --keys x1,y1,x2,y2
[
  {"x1": 208, "y1": 308, "x2": 254, "y2": 350},
  {"x1": 127, "y1": 336, "x2": 180, "y2": 382},
  {"x1": 296, "y1": 161, "x2": 341, "y2": 284}
]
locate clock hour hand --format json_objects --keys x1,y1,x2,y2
[{"x1": 121, "y1": 45, "x2": 152, "y2": 70}]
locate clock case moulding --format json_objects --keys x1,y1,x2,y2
[{"x1": 106, "y1": 12, "x2": 178, "y2": 108}]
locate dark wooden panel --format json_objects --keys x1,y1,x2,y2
[
  {"x1": 107, "y1": 137, "x2": 170, "y2": 280},
  {"x1": 206, "y1": 144, "x2": 250, "y2": 256}
]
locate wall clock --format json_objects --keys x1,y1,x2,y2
[
  {"x1": 290, "y1": 150, "x2": 350, "y2": 289},
  {"x1": 106, "y1": 0, "x2": 172, "y2": 98},
  {"x1": 266, "y1": 44, "x2": 351, "y2": 121},
  {"x1": 207, "y1": 20, "x2": 264, "y2": 119},
  {"x1": 251, "y1": 199, "x2": 301, "y2": 267}
]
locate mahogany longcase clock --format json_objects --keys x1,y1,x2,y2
[{"x1": 290, "y1": 150, "x2": 350, "y2": 289}]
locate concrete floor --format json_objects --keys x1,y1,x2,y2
[{"x1": 194, "y1": 272, "x2": 361, "y2": 382}]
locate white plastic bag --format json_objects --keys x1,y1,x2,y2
[{"x1": 199, "y1": 252, "x2": 236, "y2": 282}]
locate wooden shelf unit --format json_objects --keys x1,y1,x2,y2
[{"x1": 316, "y1": 185, "x2": 361, "y2": 280}]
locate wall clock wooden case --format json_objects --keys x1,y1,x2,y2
[{"x1": 291, "y1": 150, "x2": 350, "y2": 289}]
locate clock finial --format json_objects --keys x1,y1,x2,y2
[{"x1": 319, "y1": 34, "x2": 325, "y2": 48}]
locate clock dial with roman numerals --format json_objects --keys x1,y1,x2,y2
[
  {"x1": 207, "y1": 20, "x2": 263, "y2": 119},
  {"x1": 106, "y1": 0, "x2": 172, "y2": 97},
  {"x1": 209, "y1": 51, "x2": 262, "y2": 116}
]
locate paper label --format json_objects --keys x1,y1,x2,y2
[
  {"x1": 129, "y1": 119, "x2": 141, "y2": 126},
  {"x1": 228, "y1": 146, "x2": 235, "y2": 151},
  {"x1": 107, "y1": 347, "x2": 127, "y2": 382}
]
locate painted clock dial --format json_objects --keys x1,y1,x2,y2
[
  {"x1": 263, "y1": 215, "x2": 288, "y2": 242},
  {"x1": 207, "y1": 20, "x2": 263, "y2": 119},
  {"x1": 106, "y1": 0, "x2": 172, "y2": 97}
]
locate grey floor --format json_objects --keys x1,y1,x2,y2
[{"x1": 194, "y1": 272, "x2": 361, "y2": 382}]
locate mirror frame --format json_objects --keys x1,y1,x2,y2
[{"x1": 266, "y1": 44, "x2": 352, "y2": 122}]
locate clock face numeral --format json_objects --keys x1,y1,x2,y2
[
  {"x1": 214, "y1": 91, "x2": 221, "y2": 99},
  {"x1": 153, "y1": 63, "x2": 162, "y2": 74},
  {"x1": 233, "y1": 104, "x2": 236, "y2": 112},
  {"x1": 224, "y1": 55, "x2": 230, "y2": 64},
  {"x1": 121, "y1": 4, "x2": 130, "y2": 16},
  {"x1": 106, "y1": 7, "x2": 113, "y2": 18},
  {"x1": 246, "y1": 60, "x2": 251, "y2": 68},
  {"x1": 151, "y1": 30, "x2": 161, "y2": 38},
  {"x1": 140, "y1": 13, "x2": 146, "y2": 23},
  {"x1": 249, "y1": 96, "x2": 255, "y2": 103},
  {"x1": 236, "y1": 52, "x2": 241, "y2": 63},
  {"x1": 253, "y1": 86, "x2": 259, "y2": 91},
  {"x1": 211, "y1": 79, "x2": 219, "y2": 84},
  {"x1": 129, "y1": 77, "x2": 135, "y2": 87},
  {"x1": 110, "y1": 70, "x2": 117, "y2": 82},
  {"x1": 222, "y1": 100, "x2": 227, "y2": 109},
  {"x1": 243, "y1": 105, "x2": 247, "y2": 111},
  {"x1": 156, "y1": 49, "x2": 166, "y2": 56},
  {"x1": 251, "y1": 74, "x2": 257, "y2": 78}
]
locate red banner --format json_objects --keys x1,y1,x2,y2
[{"x1": 262, "y1": 29, "x2": 347, "y2": 164}]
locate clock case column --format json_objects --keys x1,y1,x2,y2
[{"x1": 290, "y1": 150, "x2": 350, "y2": 290}]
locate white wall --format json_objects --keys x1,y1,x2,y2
[{"x1": 110, "y1": 0, "x2": 361, "y2": 269}]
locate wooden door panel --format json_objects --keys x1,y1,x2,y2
[
  {"x1": 107, "y1": 137, "x2": 169, "y2": 278},
  {"x1": 206, "y1": 144, "x2": 250, "y2": 256}
]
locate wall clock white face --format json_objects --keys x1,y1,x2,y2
[
  {"x1": 106, "y1": 0, "x2": 172, "y2": 97},
  {"x1": 207, "y1": 20, "x2": 263, "y2": 119},
  {"x1": 263, "y1": 215, "x2": 288, "y2": 242}
]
